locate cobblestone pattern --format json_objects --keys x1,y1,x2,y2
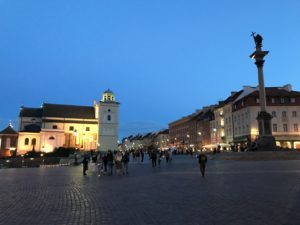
[{"x1": 1, "y1": 156, "x2": 300, "y2": 225}]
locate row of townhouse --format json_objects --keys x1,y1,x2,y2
[
  {"x1": 169, "y1": 84, "x2": 300, "y2": 151},
  {"x1": 121, "y1": 129, "x2": 169, "y2": 151}
]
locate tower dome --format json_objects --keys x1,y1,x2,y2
[{"x1": 102, "y1": 89, "x2": 115, "y2": 102}]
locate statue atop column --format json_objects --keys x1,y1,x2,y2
[{"x1": 251, "y1": 32, "x2": 263, "y2": 49}]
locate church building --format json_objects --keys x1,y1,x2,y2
[{"x1": 17, "y1": 90, "x2": 119, "y2": 155}]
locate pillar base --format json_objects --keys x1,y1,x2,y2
[{"x1": 256, "y1": 135, "x2": 276, "y2": 151}]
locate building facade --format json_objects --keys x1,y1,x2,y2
[
  {"x1": 0, "y1": 123, "x2": 18, "y2": 157},
  {"x1": 17, "y1": 90, "x2": 119, "y2": 155}
]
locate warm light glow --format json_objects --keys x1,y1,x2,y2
[{"x1": 251, "y1": 127, "x2": 259, "y2": 135}]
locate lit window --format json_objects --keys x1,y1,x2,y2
[
  {"x1": 273, "y1": 124, "x2": 277, "y2": 132},
  {"x1": 292, "y1": 111, "x2": 297, "y2": 117},
  {"x1": 283, "y1": 124, "x2": 288, "y2": 132},
  {"x1": 272, "y1": 111, "x2": 276, "y2": 117},
  {"x1": 294, "y1": 124, "x2": 298, "y2": 132},
  {"x1": 24, "y1": 138, "x2": 29, "y2": 145},
  {"x1": 282, "y1": 111, "x2": 287, "y2": 118}
]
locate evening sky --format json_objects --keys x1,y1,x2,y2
[{"x1": 0, "y1": 0, "x2": 299, "y2": 138}]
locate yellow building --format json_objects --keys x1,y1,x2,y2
[{"x1": 17, "y1": 90, "x2": 119, "y2": 155}]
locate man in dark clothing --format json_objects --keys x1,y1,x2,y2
[
  {"x1": 122, "y1": 151, "x2": 130, "y2": 175},
  {"x1": 107, "y1": 150, "x2": 114, "y2": 175},
  {"x1": 83, "y1": 155, "x2": 89, "y2": 176},
  {"x1": 197, "y1": 153, "x2": 207, "y2": 177},
  {"x1": 151, "y1": 150, "x2": 157, "y2": 168}
]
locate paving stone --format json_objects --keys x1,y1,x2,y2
[{"x1": 1, "y1": 156, "x2": 300, "y2": 225}]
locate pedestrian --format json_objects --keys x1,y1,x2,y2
[
  {"x1": 165, "y1": 150, "x2": 170, "y2": 163},
  {"x1": 83, "y1": 155, "x2": 89, "y2": 176},
  {"x1": 141, "y1": 150, "x2": 144, "y2": 163},
  {"x1": 168, "y1": 149, "x2": 173, "y2": 163},
  {"x1": 107, "y1": 150, "x2": 114, "y2": 175},
  {"x1": 97, "y1": 153, "x2": 104, "y2": 176},
  {"x1": 158, "y1": 151, "x2": 163, "y2": 167},
  {"x1": 151, "y1": 150, "x2": 157, "y2": 168},
  {"x1": 197, "y1": 152, "x2": 207, "y2": 177},
  {"x1": 122, "y1": 151, "x2": 130, "y2": 175},
  {"x1": 102, "y1": 153, "x2": 108, "y2": 174},
  {"x1": 115, "y1": 151, "x2": 123, "y2": 175}
]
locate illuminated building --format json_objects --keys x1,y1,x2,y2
[{"x1": 17, "y1": 89, "x2": 119, "y2": 155}]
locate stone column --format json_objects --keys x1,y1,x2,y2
[{"x1": 250, "y1": 33, "x2": 276, "y2": 151}]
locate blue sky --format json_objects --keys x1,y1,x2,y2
[{"x1": 0, "y1": 0, "x2": 300, "y2": 138}]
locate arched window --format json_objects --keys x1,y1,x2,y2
[
  {"x1": 31, "y1": 138, "x2": 37, "y2": 146},
  {"x1": 24, "y1": 138, "x2": 29, "y2": 145},
  {"x1": 107, "y1": 115, "x2": 111, "y2": 121},
  {"x1": 49, "y1": 136, "x2": 55, "y2": 140}
]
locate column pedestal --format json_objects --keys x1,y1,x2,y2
[{"x1": 256, "y1": 111, "x2": 276, "y2": 151}]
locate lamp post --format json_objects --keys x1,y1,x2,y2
[{"x1": 198, "y1": 132, "x2": 202, "y2": 150}]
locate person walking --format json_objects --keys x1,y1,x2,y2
[
  {"x1": 82, "y1": 155, "x2": 89, "y2": 176},
  {"x1": 158, "y1": 151, "x2": 163, "y2": 167},
  {"x1": 165, "y1": 150, "x2": 170, "y2": 163},
  {"x1": 107, "y1": 150, "x2": 114, "y2": 176},
  {"x1": 151, "y1": 150, "x2": 157, "y2": 168},
  {"x1": 115, "y1": 151, "x2": 123, "y2": 175},
  {"x1": 197, "y1": 152, "x2": 207, "y2": 177},
  {"x1": 141, "y1": 150, "x2": 144, "y2": 163},
  {"x1": 122, "y1": 151, "x2": 129, "y2": 175}
]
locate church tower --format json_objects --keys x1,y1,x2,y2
[{"x1": 98, "y1": 89, "x2": 120, "y2": 152}]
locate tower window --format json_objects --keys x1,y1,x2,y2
[
  {"x1": 25, "y1": 138, "x2": 29, "y2": 145},
  {"x1": 107, "y1": 115, "x2": 111, "y2": 121}
]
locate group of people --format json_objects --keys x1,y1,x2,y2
[
  {"x1": 82, "y1": 149, "x2": 208, "y2": 178},
  {"x1": 82, "y1": 150, "x2": 130, "y2": 176},
  {"x1": 150, "y1": 149, "x2": 173, "y2": 168}
]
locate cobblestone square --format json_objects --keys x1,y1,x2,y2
[{"x1": 1, "y1": 156, "x2": 300, "y2": 225}]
